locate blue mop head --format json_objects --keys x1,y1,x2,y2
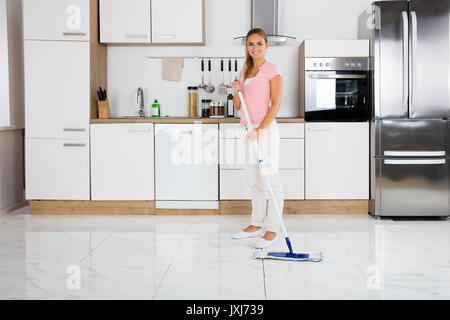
[{"x1": 252, "y1": 249, "x2": 323, "y2": 262}]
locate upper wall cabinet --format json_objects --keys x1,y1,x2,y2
[
  {"x1": 99, "y1": 0, "x2": 151, "y2": 44},
  {"x1": 23, "y1": 0, "x2": 91, "y2": 41},
  {"x1": 151, "y1": 0, "x2": 204, "y2": 44}
]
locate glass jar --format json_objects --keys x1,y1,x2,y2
[
  {"x1": 218, "y1": 102, "x2": 225, "y2": 116},
  {"x1": 202, "y1": 99, "x2": 210, "y2": 117},
  {"x1": 209, "y1": 101, "x2": 215, "y2": 116},
  {"x1": 188, "y1": 86, "x2": 198, "y2": 117}
]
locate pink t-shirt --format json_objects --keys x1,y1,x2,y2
[{"x1": 238, "y1": 61, "x2": 281, "y2": 125}]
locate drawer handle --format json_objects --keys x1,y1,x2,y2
[
  {"x1": 384, "y1": 159, "x2": 446, "y2": 165},
  {"x1": 384, "y1": 151, "x2": 446, "y2": 157},
  {"x1": 154, "y1": 34, "x2": 177, "y2": 40},
  {"x1": 125, "y1": 34, "x2": 148, "y2": 39},
  {"x1": 128, "y1": 128, "x2": 152, "y2": 132},
  {"x1": 63, "y1": 128, "x2": 86, "y2": 132},
  {"x1": 63, "y1": 32, "x2": 86, "y2": 36},
  {"x1": 308, "y1": 126, "x2": 330, "y2": 131},
  {"x1": 63, "y1": 143, "x2": 86, "y2": 147}
]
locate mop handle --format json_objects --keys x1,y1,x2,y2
[{"x1": 237, "y1": 90, "x2": 289, "y2": 241}]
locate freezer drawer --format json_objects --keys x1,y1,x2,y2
[
  {"x1": 375, "y1": 120, "x2": 449, "y2": 156},
  {"x1": 372, "y1": 158, "x2": 449, "y2": 216}
]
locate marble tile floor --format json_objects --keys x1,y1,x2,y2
[{"x1": 0, "y1": 206, "x2": 449, "y2": 300}]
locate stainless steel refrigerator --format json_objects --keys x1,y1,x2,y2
[{"x1": 359, "y1": 0, "x2": 450, "y2": 217}]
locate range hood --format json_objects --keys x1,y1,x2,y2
[{"x1": 234, "y1": 0, "x2": 296, "y2": 46}]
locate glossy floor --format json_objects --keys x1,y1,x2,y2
[{"x1": 1, "y1": 206, "x2": 449, "y2": 300}]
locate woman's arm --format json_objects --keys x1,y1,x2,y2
[
  {"x1": 233, "y1": 91, "x2": 241, "y2": 110},
  {"x1": 231, "y1": 81, "x2": 242, "y2": 110}
]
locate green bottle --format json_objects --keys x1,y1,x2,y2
[{"x1": 152, "y1": 99, "x2": 160, "y2": 117}]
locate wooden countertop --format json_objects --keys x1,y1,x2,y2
[{"x1": 90, "y1": 117, "x2": 304, "y2": 124}]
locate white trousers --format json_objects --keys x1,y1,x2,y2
[{"x1": 243, "y1": 121, "x2": 284, "y2": 233}]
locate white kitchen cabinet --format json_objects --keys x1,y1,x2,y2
[
  {"x1": 90, "y1": 124, "x2": 154, "y2": 200},
  {"x1": 25, "y1": 138, "x2": 90, "y2": 200},
  {"x1": 24, "y1": 40, "x2": 90, "y2": 139},
  {"x1": 279, "y1": 139, "x2": 304, "y2": 169},
  {"x1": 219, "y1": 123, "x2": 305, "y2": 200},
  {"x1": 220, "y1": 170, "x2": 251, "y2": 200},
  {"x1": 151, "y1": 0, "x2": 204, "y2": 44},
  {"x1": 305, "y1": 122, "x2": 369, "y2": 199},
  {"x1": 99, "y1": 0, "x2": 151, "y2": 43},
  {"x1": 279, "y1": 170, "x2": 304, "y2": 200},
  {"x1": 23, "y1": 0, "x2": 90, "y2": 41}
]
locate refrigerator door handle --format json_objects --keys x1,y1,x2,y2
[
  {"x1": 384, "y1": 159, "x2": 446, "y2": 165},
  {"x1": 401, "y1": 11, "x2": 409, "y2": 109},
  {"x1": 409, "y1": 11, "x2": 418, "y2": 113}
]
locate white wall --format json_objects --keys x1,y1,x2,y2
[
  {"x1": 0, "y1": 129, "x2": 24, "y2": 212},
  {"x1": 0, "y1": 0, "x2": 10, "y2": 127},
  {"x1": 0, "y1": 0, "x2": 24, "y2": 212},
  {"x1": 107, "y1": 0, "x2": 374, "y2": 117},
  {"x1": 0, "y1": 0, "x2": 24, "y2": 128}
]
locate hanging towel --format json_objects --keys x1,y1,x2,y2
[{"x1": 162, "y1": 57, "x2": 184, "y2": 81}]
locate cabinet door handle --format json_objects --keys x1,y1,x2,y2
[
  {"x1": 308, "y1": 126, "x2": 331, "y2": 131},
  {"x1": 63, "y1": 143, "x2": 86, "y2": 147},
  {"x1": 128, "y1": 128, "x2": 152, "y2": 132},
  {"x1": 63, "y1": 128, "x2": 86, "y2": 132},
  {"x1": 153, "y1": 34, "x2": 177, "y2": 40},
  {"x1": 63, "y1": 32, "x2": 87, "y2": 36},
  {"x1": 125, "y1": 34, "x2": 148, "y2": 39}
]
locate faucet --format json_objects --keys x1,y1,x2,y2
[{"x1": 137, "y1": 87, "x2": 145, "y2": 118}]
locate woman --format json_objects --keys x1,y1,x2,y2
[{"x1": 231, "y1": 28, "x2": 284, "y2": 249}]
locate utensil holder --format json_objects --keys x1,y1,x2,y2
[{"x1": 98, "y1": 100, "x2": 111, "y2": 119}]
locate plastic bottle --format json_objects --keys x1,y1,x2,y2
[{"x1": 152, "y1": 99, "x2": 160, "y2": 117}]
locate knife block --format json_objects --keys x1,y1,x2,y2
[{"x1": 98, "y1": 100, "x2": 111, "y2": 119}]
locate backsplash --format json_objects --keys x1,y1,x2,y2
[{"x1": 106, "y1": 0, "x2": 372, "y2": 118}]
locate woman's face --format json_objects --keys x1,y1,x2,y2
[{"x1": 246, "y1": 33, "x2": 268, "y2": 60}]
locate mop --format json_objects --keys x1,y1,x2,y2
[{"x1": 237, "y1": 90, "x2": 323, "y2": 262}]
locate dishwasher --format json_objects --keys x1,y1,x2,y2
[{"x1": 154, "y1": 124, "x2": 218, "y2": 208}]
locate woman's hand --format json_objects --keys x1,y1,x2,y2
[
  {"x1": 231, "y1": 81, "x2": 243, "y2": 94},
  {"x1": 247, "y1": 128, "x2": 262, "y2": 141}
]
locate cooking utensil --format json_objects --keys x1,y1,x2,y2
[
  {"x1": 205, "y1": 59, "x2": 215, "y2": 93},
  {"x1": 234, "y1": 60, "x2": 238, "y2": 81},
  {"x1": 227, "y1": 60, "x2": 233, "y2": 88},
  {"x1": 218, "y1": 60, "x2": 227, "y2": 95},
  {"x1": 198, "y1": 59, "x2": 206, "y2": 91}
]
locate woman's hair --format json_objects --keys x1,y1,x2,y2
[{"x1": 243, "y1": 28, "x2": 268, "y2": 81}]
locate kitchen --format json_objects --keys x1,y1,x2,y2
[
  {"x1": 22, "y1": 0, "x2": 372, "y2": 215},
  {"x1": 1, "y1": 0, "x2": 450, "y2": 302}
]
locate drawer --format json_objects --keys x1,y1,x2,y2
[
  {"x1": 219, "y1": 138, "x2": 251, "y2": 169},
  {"x1": 220, "y1": 169, "x2": 304, "y2": 200},
  {"x1": 280, "y1": 139, "x2": 304, "y2": 169},
  {"x1": 25, "y1": 138, "x2": 90, "y2": 200},
  {"x1": 219, "y1": 124, "x2": 245, "y2": 139},
  {"x1": 279, "y1": 169, "x2": 304, "y2": 200},
  {"x1": 279, "y1": 123, "x2": 304, "y2": 139},
  {"x1": 220, "y1": 169, "x2": 251, "y2": 200}
]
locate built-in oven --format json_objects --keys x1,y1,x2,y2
[{"x1": 304, "y1": 57, "x2": 370, "y2": 122}]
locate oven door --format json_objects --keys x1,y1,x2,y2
[{"x1": 305, "y1": 71, "x2": 370, "y2": 121}]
